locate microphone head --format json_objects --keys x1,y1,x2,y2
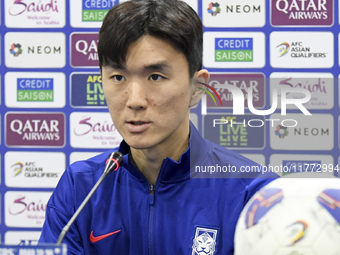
[{"x1": 105, "y1": 151, "x2": 124, "y2": 173}]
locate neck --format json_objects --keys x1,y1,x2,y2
[{"x1": 130, "y1": 124, "x2": 190, "y2": 185}]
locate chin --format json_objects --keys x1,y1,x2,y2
[{"x1": 126, "y1": 139, "x2": 156, "y2": 150}]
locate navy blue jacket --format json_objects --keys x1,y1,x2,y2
[{"x1": 39, "y1": 124, "x2": 276, "y2": 254}]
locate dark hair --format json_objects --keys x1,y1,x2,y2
[{"x1": 98, "y1": 0, "x2": 202, "y2": 78}]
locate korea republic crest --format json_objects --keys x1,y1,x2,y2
[{"x1": 192, "y1": 227, "x2": 217, "y2": 255}]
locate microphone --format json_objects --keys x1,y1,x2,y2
[{"x1": 56, "y1": 151, "x2": 124, "y2": 245}]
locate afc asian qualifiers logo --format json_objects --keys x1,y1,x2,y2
[{"x1": 192, "y1": 227, "x2": 218, "y2": 255}]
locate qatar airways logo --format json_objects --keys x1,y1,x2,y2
[
  {"x1": 6, "y1": 112, "x2": 65, "y2": 147},
  {"x1": 70, "y1": 112, "x2": 122, "y2": 148},
  {"x1": 71, "y1": 33, "x2": 98, "y2": 67},
  {"x1": 271, "y1": 0, "x2": 333, "y2": 26}
]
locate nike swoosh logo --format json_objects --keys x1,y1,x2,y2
[{"x1": 90, "y1": 229, "x2": 121, "y2": 243}]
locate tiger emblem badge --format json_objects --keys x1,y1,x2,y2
[{"x1": 192, "y1": 227, "x2": 217, "y2": 255}]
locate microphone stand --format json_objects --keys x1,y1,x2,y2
[{"x1": 57, "y1": 152, "x2": 123, "y2": 245}]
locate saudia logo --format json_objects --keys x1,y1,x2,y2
[
  {"x1": 74, "y1": 116, "x2": 117, "y2": 136},
  {"x1": 82, "y1": 0, "x2": 116, "y2": 21},
  {"x1": 278, "y1": 77, "x2": 327, "y2": 94},
  {"x1": 17, "y1": 78, "x2": 54, "y2": 102},
  {"x1": 9, "y1": 196, "x2": 46, "y2": 215},
  {"x1": 8, "y1": 0, "x2": 59, "y2": 16},
  {"x1": 215, "y1": 38, "x2": 253, "y2": 62}
]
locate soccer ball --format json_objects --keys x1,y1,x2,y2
[{"x1": 234, "y1": 173, "x2": 340, "y2": 255}]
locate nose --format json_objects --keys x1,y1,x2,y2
[{"x1": 126, "y1": 81, "x2": 148, "y2": 110}]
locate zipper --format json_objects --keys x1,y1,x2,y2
[{"x1": 148, "y1": 183, "x2": 155, "y2": 255}]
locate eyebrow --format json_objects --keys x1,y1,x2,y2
[
  {"x1": 144, "y1": 61, "x2": 172, "y2": 72},
  {"x1": 106, "y1": 62, "x2": 125, "y2": 70},
  {"x1": 105, "y1": 61, "x2": 172, "y2": 73}
]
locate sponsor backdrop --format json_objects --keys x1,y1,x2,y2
[{"x1": 0, "y1": 0, "x2": 339, "y2": 245}]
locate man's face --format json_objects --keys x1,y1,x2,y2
[{"x1": 101, "y1": 35, "x2": 194, "y2": 151}]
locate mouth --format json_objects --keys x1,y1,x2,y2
[
  {"x1": 129, "y1": 121, "x2": 147, "y2": 125},
  {"x1": 126, "y1": 121, "x2": 150, "y2": 133}
]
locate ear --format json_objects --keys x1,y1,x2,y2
[{"x1": 190, "y1": 69, "x2": 210, "y2": 107}]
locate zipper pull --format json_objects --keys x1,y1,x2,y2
[{"x1": 149, "y1": 184, "x2": 155, "y2": 205}]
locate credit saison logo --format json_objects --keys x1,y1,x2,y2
[
  {"x1": 207, "y1": 2, "x2": 221, "y2": 16},
  {"x1": 17, "y1": 78, "x2": 54, "y2": 102},
  {"x1": 71, "y1": 73, "x2": 106, "y2": 107},
  {"x1": 82, "y1": 0, "x2": 116, "y2": 21},
  {"x1": 215, "y1": 38, "x2": 253, "y2": 62},
  {"x1": 276, "y1": 41, "x2": 327, "y2": 58},
  {"x1": 272, "y1": 0, "x2": 333, "y2": 26}
]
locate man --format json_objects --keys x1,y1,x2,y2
[{"x1": 39, "y1": 0, "x2": 276, "y2": 254}]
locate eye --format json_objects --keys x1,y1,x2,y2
[
  {"x1": 149, "y1": 74, "x2": 164, "y2": 81},
  {"x1": 111, "y1": 75, "x2": 126, "y2": 82}
]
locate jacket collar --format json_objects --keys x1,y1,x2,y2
[{"x1": 118, "y1": 122, "x2": 210, "y2": 184}]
